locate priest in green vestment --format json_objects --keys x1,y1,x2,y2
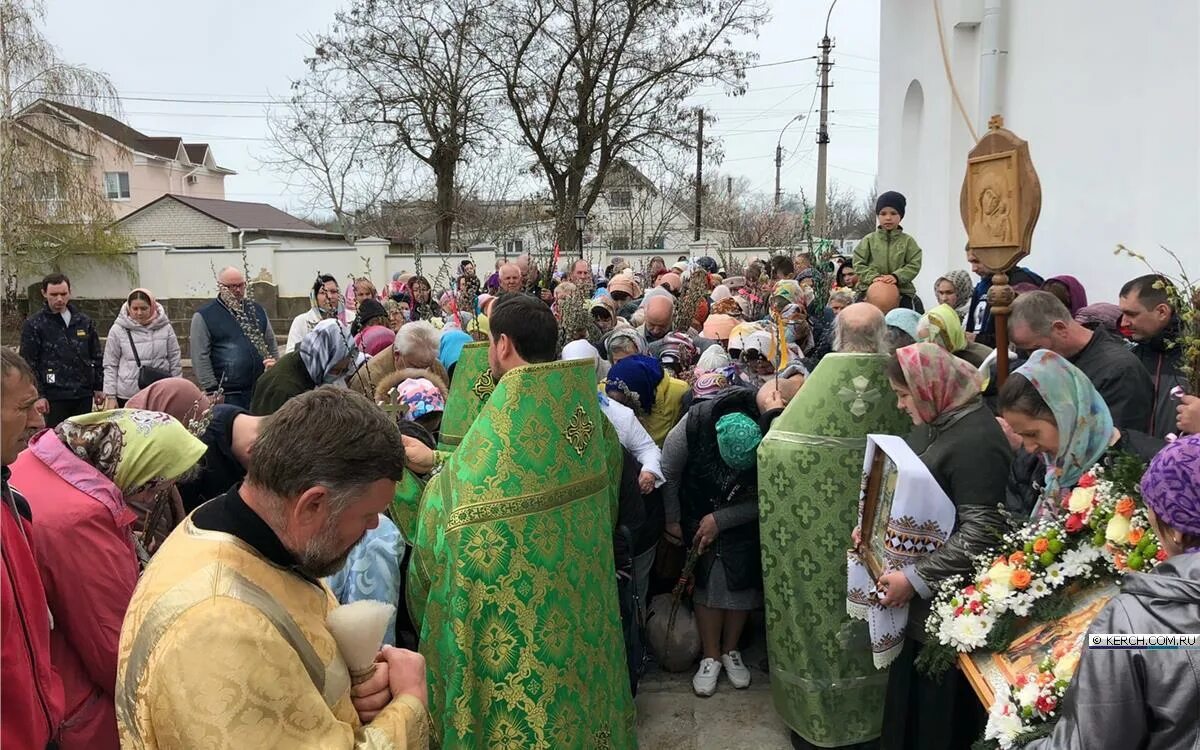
[
  {"x1": 404, "y1": 294, "x2": 636, "y2": 750},
  {"x1": 758, "y1": 303, "x2": 911, "y2": 748},
  {"x1": 436, "y1": 340, "x2": 494, "y2": 451}
]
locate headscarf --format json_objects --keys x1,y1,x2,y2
[
  {"x1": 658, "y1": 332, "x2": 698, "y2": 373},
  {"x1": 711, "y1": 284, "x2": 732, "y2": 303},
  {"x1": 388, "y1": 378, "x2": 446, "y2": 421},
  {"x1": 604, "y1": 327, "x2": 646, "y2": 357},
  {"x1": 795, "y1": 268, "x2": 816, "y2": 284},
  {"x1": 1044, "y1": 275, "x2": 1089, "y2": 316},
  {"x1": 771, "y1": 279, "x2": 803, "y2": 306},
  {"x1": 1074, "y1": 302, "x2": 1123, "y2": 335},
  {"x1": 127, "y1": 378, "x2": 212, "y2": 432},
  {"x1": 696, "y1": 344, "x2": 732, "y2": 372},
  {"x1": 702, "y1": 313, "x2": 738, "y2": 341},
  {"x1": 935, "y1": 270, "x2": 974, "y2": 315},
  {"x1": 1014, "y1": 350, "x2": 1115, "y2": 508},
  {"x1": 692, "y1": 370, "x2": 729, "y2": 400},
  {"x1": 917, "y1": 303, "x2": 969, "y2": 353},
  {"x1": 355, "y1": 326, "x2": 396, "y2": 356},
  {"x1": 658, "y1": 273, "x2": 682, "y2": 293},
  {"x1": 711, "y1": 297, "x2": 744, "y2": 318},
  {"x1": 885, "y1": 308, "x2": 923, "y2": 340},
  {"x1": 562, "y1": 339, "x2": 610, "y2": 381},
  {"x1": 125, "y1": 288, "x2": 162, "y2": 325},
  {"x1": 477, "y1": 293, "x2": 497, "y2": 316},
  {"x1": 1140, "y1": 434, "x2": 1200, "y2": 541},
  {"x1": 438, "y1": 329, "x2": 473, "y2": 371},
  {"x1": 55, "y1": 409, "x2": 206, "y2": 497},
  {"x1": 894, "y1": 343, "x2": 983, "y2": 424},
  {"x1": 716, "y1": 412, "x2": 763, "y2": 472},
  {"x1": 298, "y1": 319, "x2": 353, "y2": 385},
  {"x1": 605, "y1": 354, "x2": 664, "y2": 414},
  {"x1": 729, "y1": 323, "x2": 775, "y2": 360},
  {"x1": 309, "y1": 280, "x2": 345, "y2": 320},
  {"x1": 408, "y1": 276, "x2": 437, "y2": 321}
]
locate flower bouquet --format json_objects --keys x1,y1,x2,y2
[{"x1": 984, "y1": 643, "x2": 1082, "y2": 748}]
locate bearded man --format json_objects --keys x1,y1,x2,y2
[{"x1": 116, "y1": 387, "x2": 430, "y2": 749}]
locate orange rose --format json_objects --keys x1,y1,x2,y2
[
  {"x1": 1008, "y1": 551, "x2": 1027, "y2": 567},
  {"x1": 1116, "y1": 498, "x2": 1136, "y2": 517},
  {"x1": 1036, "y1": 671, "x2": 1054, "y2": 686},
  {"x1": 1127, "y1": 528, "x2": 1144, "y2": 546},
  {"x1": 1033, "y1": 538, "x2": 1049, "y2": 554},
  {"x1": 1011, "y1": 569, "x2": 1032, "y2": 589}
]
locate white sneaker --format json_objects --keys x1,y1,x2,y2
[
  {"x1": 722, "y1": 651, "x2": 751, "y2": 689},
  {"x1": 692, "y1": 657, "x2": 722, "y2": 696}
]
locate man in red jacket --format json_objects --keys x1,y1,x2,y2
[{"x1": 1, "y1": 348, "x2": 64, "y2": 748}]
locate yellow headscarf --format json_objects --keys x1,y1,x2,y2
[
  {"x1": 917, "y1": 303, "x2": 968, "y2": 354},
  {"x1": 55, "y1": 409, "x2": 207, "y2": 496}
]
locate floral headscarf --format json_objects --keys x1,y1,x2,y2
[
  {"x1": 711, "y1": 297, "x2": 744, "y2": 319},
  {"x1": 388, "y1": 378, "x2": 446, "y2": 421},
  {"x1": 771, "y1": 279, "x2": 803, "y2": 307},
  {"x1": 55, "y1": 409, "x2": 206, "y2": 497},
  {"x1": 659, "y1": 332, "x2": 699, "y2": 373},
  {"x1": 605, "y1": 354, "x2": 664, "y2": 414},
  {"x1": 299, "y1": 319, "x2": 353, "y2": 385},
  {"x1": 716, "y1": 412, "x2": 763, "y2": 472},
  {"x1": 917, "y1": 304, "x2": 968, "y2": 353},
  {"x1": 894, "y1": 343, "x2": 982, "y2": 424},
  {"x1": 1014, "y1": 350, "x2": 1115, "y2": 509},
  {"x1": 127, "y1": 378, "x2": 212, "y2": 434},
  {"x1": 1140, "y1": 433, "x2": 1200, "y2": 542}
]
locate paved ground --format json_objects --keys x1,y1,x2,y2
[{"x1": 634, "y1": 627, "x2": 793, "y2": 750}]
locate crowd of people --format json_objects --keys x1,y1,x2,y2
[{"x1": 3, "y1": 189, "x2": 1197, "y2": 750}]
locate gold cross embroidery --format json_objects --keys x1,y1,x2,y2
[
  {"x1": 564, "y1": 405, "x2": 594, "y2": 457},
  {"x1": 472, "y1": 368, "x2": 496, "y2": 401}
]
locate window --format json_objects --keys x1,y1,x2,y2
[
  {"x1": 104, "y1": 171, "x2": 130, "y2": 200},
  {"x1": 27, "y1": 172, "x2": 61, "y2": 203},
  {"x1": 610, "y1": 235, "x2": 630, "y2": 251},
  {"x1": 608, "y1": 189, "x2": 631, "y2": 209},
  {"x1": 505, "y1": 238, "x2": 524, "y2": 255}
]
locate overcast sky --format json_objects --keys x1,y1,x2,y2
[{"x1": 42, "y1": 0, "x2": 880, "y2": 213}]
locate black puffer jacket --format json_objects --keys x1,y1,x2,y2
[{"x1": 19, "y1": 303, "x2": 103, "y2": 401}]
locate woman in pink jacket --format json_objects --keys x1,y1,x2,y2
[{"x1": 10, "y1": 409, "x2": 204, "y2": 750}]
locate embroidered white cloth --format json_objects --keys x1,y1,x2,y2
[{"x1": 847, "y1": 434, "x2": 955, "y2": 669}]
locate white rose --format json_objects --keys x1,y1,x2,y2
[
  {"x1": 1067, "y1": 486, "x2": 1096, "y2": 514},
  {"x1": 1106, "y1": 514, "x2": 1131, "y2": 545},
  {"x1": 1053, "y1": 650, "x2": 1081, "y2": 680}
]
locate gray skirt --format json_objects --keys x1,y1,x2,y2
[{"x1": 694, "y1": 550, "x2": 763, "y2": 610}]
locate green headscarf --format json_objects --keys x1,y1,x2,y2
[
  {"x1": 917, "y1": 303, "x2": 968, "y2": 353},
  {"x1": 716, "y1": 412, "x2": 763, "y2": 472},
  {"x1": 55, "y1": 409, "x2": 207, "y2": 497}
]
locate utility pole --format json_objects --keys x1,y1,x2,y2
[
  {"x1": 694, "y1": 107, "x2": 703, "y2": 241},
  {"x1": 813, "y1": 32, "x2": 834, "y2": 239},
  {"x1": 727, "y1": 176, "x2": 733, "y2": 197},
  {"x1": 774, "y1": 143, "x2": 783, "y2": 208}
]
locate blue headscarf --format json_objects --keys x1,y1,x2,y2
[
  {"x1": 1014, "y1": 350, "x2": 1115, "y2": 515},
  {"x1": 885, "y1": 308, "x2": 923, "y2": 340},
  {"x1": 438, "y1": 329, "x2": 473, "y2": 371},
  {"x1": 605, "y1": 354, "x2": 664, "y2": 414}
]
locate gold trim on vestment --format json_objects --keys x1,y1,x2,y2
[
  {"x1": 446, "y1": 473, "x2": 609, "y2": 532},
  {"x1": 764, "y1": 431, "x2": 869, "y2": 450}
]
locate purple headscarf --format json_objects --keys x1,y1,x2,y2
[
  {"x1": 1074, "y1": 302, "x2": 1122, "y2": 335},
  {"x1": 1044, "y1": 275, "x2": 1089, "y2": 316},
  {"x1": 1140, "y1": 434, "x2": 1200, "y2": 541}
]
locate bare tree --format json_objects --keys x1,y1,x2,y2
[
  {"x1": 479, "y1": 0, "x2": 768, "y2": 254},
  {"x1": 307, "y1": 0, "x2": 496, "y2": 253},
  {"x1": 260, "y1": 69, "x2": 405, "y2": 242},
  {"x1": 0, "y1": 0, "x2": 130, "y2": 312}
]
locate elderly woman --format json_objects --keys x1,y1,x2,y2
[
  {"x1": 875, "y1": 343, "x2": 1012, "y2": 750},
  {"x1": 603, "y1": 326, "x2": 647, "y2": 364},
  {"x1": 662, "y1": 392, "x2": 764, "y2": 697},
  {"x1": 250, "y1": 319, "x2": 357, "y2": 416},
  {"x1": 102, "y1": 287, "x2": 182, "y2": 408},
  {"x1": 126, "y1": 378, "x2": 212, "y2": 545},
  {"x1": 1024, "y1": 434, "x2": 1200, "y2": 750},
  {"x1": 605, "y1": 353, "x2": 688, "y2": 446},
  {"x1": 12, "y1": 410, "x2": 205, "y2": 750},
  {"x1": 385, "y1": 294, "x2": 412, "y2": 331}
]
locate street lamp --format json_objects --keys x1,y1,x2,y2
[
  {"x1": 775, "y1": 114, "x2": 806, "y2": 209},
  {"x1": 574, "y1": 210, "x2": 587, "y2": 257}
]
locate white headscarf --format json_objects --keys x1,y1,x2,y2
[{"x1": 562, "y1": 339, "x2": 610, "y2": 382}]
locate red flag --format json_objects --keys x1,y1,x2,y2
[{"x1": 552, "y1": 241, "x2": 561, "y2": 269}]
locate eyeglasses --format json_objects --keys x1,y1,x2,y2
[{"x1": 220, "y1": 282, "x2": 247, "y2": 291}]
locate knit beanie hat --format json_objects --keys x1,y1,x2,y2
[{"x1": 875, "y1": 190, "x2": 907, "y2": 218}]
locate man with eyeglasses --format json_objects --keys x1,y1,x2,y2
[{"x1": 190, "y1": 266, "x2": 279, "y2": 410}]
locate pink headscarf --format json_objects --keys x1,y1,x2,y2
[
  {"x1": 894, "y1": 343, "x2": 983, "y2": 424},
  {"x1": 355, "y1": 325, "x2": 396, "y2": 356}
]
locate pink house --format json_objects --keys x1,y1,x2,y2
[{"x1": 16, "y1": 99, "x2": 235, "y2": 218}]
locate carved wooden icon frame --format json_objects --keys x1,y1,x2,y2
[{"x1": 959, "y1": 116, "x2": 1042, "y2": 274}]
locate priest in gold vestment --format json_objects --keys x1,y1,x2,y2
[{"x1": 116, "y1": 387, "x2": 430, "y2": 750}]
